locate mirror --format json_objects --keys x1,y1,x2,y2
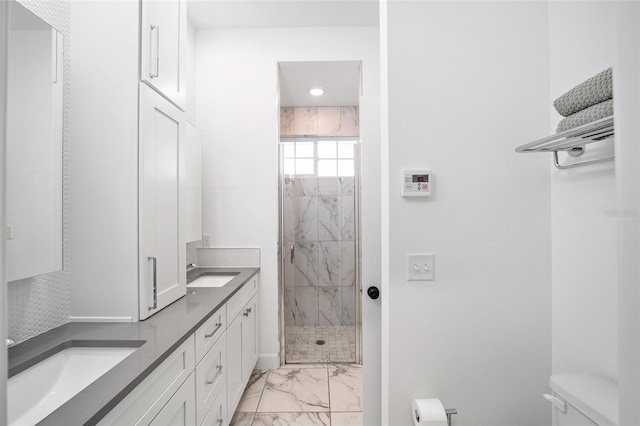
[{"x1": 6, "y1": 1, "x2": 63, "y2": 282}]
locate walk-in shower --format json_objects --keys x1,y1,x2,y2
[
  {"x1": 278, "y1": 61, "x2": 362, "y2": 365},
  {"x1": 279, "y1": 137, "x2": 360, "y2": 363}
]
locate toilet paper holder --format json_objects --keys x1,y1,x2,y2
[
  {"x1": 414, "y1": 407, "x2": 458, "y2": 426},
  {"x1": 445, "y1": 408, "x2": 458, "y2": 426}
]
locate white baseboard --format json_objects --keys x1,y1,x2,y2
[
  {"x1": 69, "y1": 316, "x2": 135, "y2": 323},
  {"x1": 256, "y1": 353, "x2": 280, "y2": 370}
]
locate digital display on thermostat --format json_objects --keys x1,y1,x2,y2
[{"x1": 401, "y1": 169, "x2": 432, "y2": 197}]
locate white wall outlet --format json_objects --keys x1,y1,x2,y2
[
  {"x1": 407, "y1": 253, "x2": 435, "y2": 281},
  {"x1": 202, "y1": 234, "x2": 211, "y2": 248}
]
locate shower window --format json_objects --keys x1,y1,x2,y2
[
  {"x1": 283, "y1": 140, "x2": 356, "y2": 177},
  {"x1": 283, "y1": 141, "x2": 315, "y2": 175}
]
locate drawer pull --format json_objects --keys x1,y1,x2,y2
[
  {"x1": 149, "y1": 24, "x2": 160, "y2": 78},
  {"x1": 205, "y1": 365, "x2": 223, "y2": 385},
  {"x1": 243, "y1": 307, "x2": 252, "y2": 317},
  {"x1": 147, "y1": 257, "x2": 157, "y2": 310},
  {"x1": 205, "y1": 322, "x2": 223, "y2": 339}
]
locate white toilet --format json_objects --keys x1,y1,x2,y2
[{"x1": 544, "y1": 373, "x2": 618, "y2": 426}]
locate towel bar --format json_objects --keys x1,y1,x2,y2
[{"x1": 515, "y1": 116, "x2": 614, "y2": 169}]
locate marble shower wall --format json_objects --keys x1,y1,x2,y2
[
  {"x1": 280, "y1": 106, "x2": 359, "y2": 137},
  {"x1": 283, "y1": 176, "x2": 357, "y2": 327}
]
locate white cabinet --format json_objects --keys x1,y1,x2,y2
[
  {"x1": 201, "y1": 386, "x2": 228, "y2": 426},
  {"x1": 139, "y1": 84, "x2": 186, "y2": 320},
  {"x1": 195, "y1": 330, "x2": 227, "y2": 425},
  {"x1": 98, "y1": 336, "x2": 195, "y2": 426},
  {"x1": 150, "y1": 373, "x2": 196, "y2": 426},
  {"x1": 140, "y1": 0, "x2": 187, "y2": 110},
  {"x1": 181, "y1": 123, "x2": 202, "y2": 244},
  {"x1": 226, "y1": 310, "x2": 243, "y2": 415},
  {"x1": 100, "y1": 277, "x2": 259, "y2": 426},
  {"x1": 226, "y1": 278, "x2": 260, "y2": 416},
  {"x1": 241, "y1": 295, "x2": 259, "y2": 381}
]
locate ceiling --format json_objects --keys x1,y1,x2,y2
[
  {"x1": 279, "y1": 61, "x2": 361, "y2": 107},
  {"x1": 187, "y1": 1, "x2": 379, "y2": 29}
]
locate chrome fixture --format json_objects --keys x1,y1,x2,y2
[
  {"x1": 6, "y1": 337, "x2": 16, "y2": 347},
  {"x1": 187, "y1": 263, "x2": 196, "y2": 270},
  {"x1": 515, "y1": 116, "x2": 614, "y2": 169}
]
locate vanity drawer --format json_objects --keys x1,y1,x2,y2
[
  {"x1": 195, "y1": 333, "x2": 226, "y2": 426},
  {"x1": 195, "y1": 305, "x2": 226, "y2": 362},
  {"x1": 200, "y1": 384, "x2": 228, "y2": 426},
  {"x1": 226, "y1": 276, "x2": 258, "y2": 324},
  {"x1": 98, "y1": 335, "x2": 195, "y2": 426}
]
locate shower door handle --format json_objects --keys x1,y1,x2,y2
[{"x1": 290, "y1": 244, "x2": 295, "y2": 264}]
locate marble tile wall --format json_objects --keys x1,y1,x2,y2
[
  {"x1": 280, "y1": 107, "x2": 359, "y2": 137},
  {"x1": 283, "y1": 176, "x2": 357, "y2": 327}
]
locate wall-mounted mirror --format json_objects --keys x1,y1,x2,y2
[{"x1": 6, "y1": 0, "x2": 63, "y2": 282}]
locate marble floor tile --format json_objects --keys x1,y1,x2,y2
[
  {"x1": 258, "y1": 368, "x2": 329, "y2": 412},
  {"x1": 329, "y1": 364, "x2": 363, "y2": 412},
  {"x1": 230, "y1": 411, "x2": 254, "y2": 426},
  {"x1": 252, "y1": 412, "x2": 330, "y2": 426},
  {"x1": 331, "y1": 412, "x2": 364, "y2": 425},
  {"x1": 236, "y1": 369, "x2": 268, "y2": 412}
]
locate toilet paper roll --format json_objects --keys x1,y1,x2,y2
[{"x1": 412, "y1": 398, "x2": 448, "y2": 426}]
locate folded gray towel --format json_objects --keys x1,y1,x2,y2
[
  {"x1": 556, "y1": 99, "x2": 613, "y2": 132},
  {"x1": 554, "y1": 67, "x2": 613, "y2": 117}
]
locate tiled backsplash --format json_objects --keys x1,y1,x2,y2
[
  {"x1": 280, "y1": 106, "x2": 359, "y2": 137},
  {"x1": 283, "y1": 176, "x2": 357, "y2": 327},
  {"x1": 197, "y1": 248, "x2": 261, "y2": 268}
]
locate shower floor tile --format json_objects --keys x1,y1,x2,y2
[{"x1": 285, "y1": 326, "x2": 356, "y2": 363}]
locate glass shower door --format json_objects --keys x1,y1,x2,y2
[{"x1": 280, "y1": 139, "x2": 359, "y2": 363}]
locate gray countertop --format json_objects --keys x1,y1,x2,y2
[{"x1": 8, "y1": 267, "x2": 259, "y2": 426}]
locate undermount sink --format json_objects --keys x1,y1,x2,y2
[
  {"x1": 188, "y1": 274, "x2": 237, "y2": 288},
  {"x1": 8, "y1": 344, "x2": 142, "y2": 425}
]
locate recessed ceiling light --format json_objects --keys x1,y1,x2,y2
[{"x1": 310, "y1": 87, "x2": 324, "y2": 96}]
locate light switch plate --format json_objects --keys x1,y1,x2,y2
[
  {"x1": 202, "y1": 234, "x2": 211, "y2": 248},
  {"x1": 407, "y1": 253, "x2": 434, "y2": 281}
]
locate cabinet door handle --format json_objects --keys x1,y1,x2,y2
[
  {"x1": 243, "y1": 307, "x2": 252, "y2": 317},
  {"x1": 205, "y1": 322, "x2": 223, "y2": 338},
  {"x1": 290, "y1": 244, "x2": 295, "y2": 264},
  {"x1": 149, "y1": 24, "x2": 160, "y2": 78},
  {"x1": 205, "y1": 365, "x2": 223, "y2": 385},
  {"x1": 148, "y1": 256, "x2": 157, "y2": 310}
]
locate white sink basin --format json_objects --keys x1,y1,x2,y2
[
  {"x1": 188, "y1": 274, "x2": 236, "y2": 288},
  {"x1": 8, "y1": 346, "x2": 137, "y2": 425}
]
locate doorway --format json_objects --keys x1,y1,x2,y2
[{"x1": 278, "y1": 61, "x2": 362, "y2": 365}]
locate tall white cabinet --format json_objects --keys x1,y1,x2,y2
[
  {"x1": 70, "y1": 0, "x2": 188, "y2": 321},
  {"x1": 139, "y1": 84, "x2": 186, "y2": 319}
]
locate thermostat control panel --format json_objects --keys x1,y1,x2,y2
[{"x1": 401, "y1": 169, "x2": 431, "y2": 197}]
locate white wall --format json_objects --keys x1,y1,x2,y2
[
  {"x1": 70, "y1": 0, "x2": 140, "y2": 321},
  {"x1": 613, "y1": 2, "x2": 640, "y2": 423},
  {"x1": 548, "y1": 1, "x2": 618, "y2": 381},
  {"x1": 384, "y1": 2, "x2": 551, "y2": 424},
  {"x1": 195, "y1": 27, "x2": 379, "y2": 369},
  {"x1": 0, "y1": 2, "x2": 9, "y2": 422}
]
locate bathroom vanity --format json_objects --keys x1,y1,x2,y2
[{"x1": 8, "y1": 268, "x2": 259, "y2": 426}]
